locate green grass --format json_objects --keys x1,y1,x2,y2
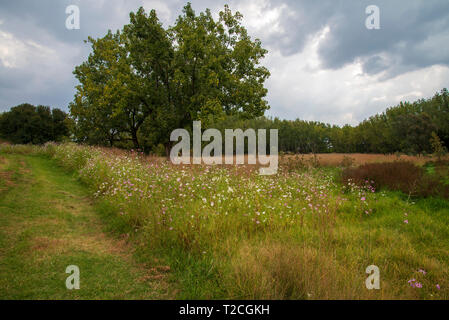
[
  {"x1": 0, "y1": 154, "x2": 172, "y2": 299},
  {"x1": 1, "y1": 144, "x2": 449, "y2": 299}
]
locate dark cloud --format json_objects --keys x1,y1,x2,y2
[{"x1": 281, "y1": 0, "x2": 449, "y2": 76}]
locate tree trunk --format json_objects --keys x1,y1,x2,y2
[
  {"x1": 165, "y1": 141, "x2": 172, "y2": 159},
  {"x1": 131, "y1": 130, "x2": 140, "y2": 150}
]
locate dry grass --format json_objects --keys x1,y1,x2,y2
[
  {"x1": 133, "y1": 153, "x2": 448, "y2": 171},
  {"x1": 228, "y1": 241, "x2": 387, "y2": 300},
  {"x1": 283, "y1": 153, "x2": 449, "y2": 167}
]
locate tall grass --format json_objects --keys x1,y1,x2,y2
[{"x1": 1, "y1": 142, "x2": 448, "y2": 299}]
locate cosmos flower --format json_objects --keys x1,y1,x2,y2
[{"x1": 418, "y1": 269, "x2": 427, "y2": 275}]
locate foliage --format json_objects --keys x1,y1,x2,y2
[
  {"x1": 0, "y1": 103, "x2": 69, "y2": 144},
  {"x1": 207, "y1": 88, "x2": 449, "y2": 155},
  {"x1": 70, "y1": 3, "x2": 270, "y2": 152}
]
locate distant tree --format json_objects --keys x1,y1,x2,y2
[{"x1": 0, "y1": 103, "x2": 69, "y2": 144}]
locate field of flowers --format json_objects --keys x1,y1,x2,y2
[{"x1": 1, "y1": 142, "x2": 448, "y2": 299}]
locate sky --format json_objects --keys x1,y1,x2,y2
[{"x1": 1, "y1": 0, "x2": 449, "y2": 126}]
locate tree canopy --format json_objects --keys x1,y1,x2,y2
[
  {"x1": 0, "y1": 104, "x2": 69, "y2": 144},
  {"x1": 70, "y1": 3, "x2": 270, "y2": 153}
]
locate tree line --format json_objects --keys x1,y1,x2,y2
[
  {"x1": 209, "y1": 88, "x2": 449, "y2": 155},
  {"x1": 2, "y1": 88, "x2": 447, "y2": 156},
  {"x1": 0, "y1": 103, "x2": 69, "y2": 144}
]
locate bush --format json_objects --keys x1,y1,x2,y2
[
  {"x1": 0, "y1": 104, "x2": 69, "y2": 144},
  {"x1": 342, "y1": 161, "x2": 449, "y2": 198}
]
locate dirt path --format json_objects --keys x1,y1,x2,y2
[{"x1": 0, "y1": 154, "x2": 171, "y2": 299}]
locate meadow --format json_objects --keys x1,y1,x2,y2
[{"x1": 1, "y1": 142, "x2": 448, "y2": 299}]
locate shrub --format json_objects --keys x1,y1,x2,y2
[
  {"x1": 342, "y1": 161, "x2": 449, "y2": 198},
  {"x1": 0, "y1": 104, "x2": 69, "y2": 144}
]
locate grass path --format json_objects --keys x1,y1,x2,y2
[{"x1": 0, "y1": 154, "x2": 171, "y2": 299}]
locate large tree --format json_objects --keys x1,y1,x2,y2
[{"x1": 70, "y1": 3, "x2": 270, "y2": 153}]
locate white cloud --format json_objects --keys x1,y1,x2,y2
[
  {"x1": 0, "y1": 25, "x2": 83, "y2": 109},
  {"x1": 142, "y1": 0, "x2": 172, "y2": 23},
  {"x1": 0, "y1": 29, "x2": 58, "y2": 70},
  {"x1": 233, "y1": 0, "x2": 293, "y2": 39}
]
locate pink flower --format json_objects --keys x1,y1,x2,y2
[
  {"x1": 418, "y1": 269, "x2": 427, "y2": 275},
  {"x1": 361, "y1": 197, "x2": 366, "y2": 201},
  {"x1": 404, "y1": 220, "x2": 409, "y2": 224},
  {"x1": 436, "y1": 284, "x2": 441, "y2": 290}
]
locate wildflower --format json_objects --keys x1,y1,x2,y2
[
  {"x1": 436, "y1": 284, "x2": 441, "y2": 290},
  {"x1": 361, "y1": 197, "x2": 366, "y2": 201},
  {"x1": 404, "y1": 220, "x2": 408, "y2": 224},
  {"x1": 418, "y1": 269, "x2": 427, "y2": 275}
]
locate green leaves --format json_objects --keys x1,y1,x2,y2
[
  {"x1": 0, "y1": 104, "x2": 69, "y2": 144},
  {"x1": 70, "y1": 3, "x2": 270, "y2": 151}
]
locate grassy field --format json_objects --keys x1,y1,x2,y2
[
  {"x1": 0, "y1": 143, "x2": 448, "y2": 299},
  {"x1": 0, "y1": 153, "x2": 172, "y2": 299}
]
